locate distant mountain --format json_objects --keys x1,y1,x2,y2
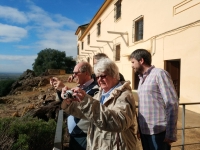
[{"x1": 0, "y1": 72, "x2": 22, "y2": 80}]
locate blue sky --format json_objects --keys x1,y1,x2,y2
[{"x1": 0, "y1": 0, "x2": 104, "y2": 73}]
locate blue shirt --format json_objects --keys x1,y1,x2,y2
[
  {"x1": 100, "y1": 82, "x2": 122, "y2": 104},
  {"x1": 68, "y1": 78, "x2": 97, "y2": 134}
]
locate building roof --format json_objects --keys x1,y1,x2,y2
[
  {"x1": 75, "y1": 0, "x2": 112, "y2": 40},
  {"x1": 75, "y1": 23, "x2": 89, "y2": 35}
]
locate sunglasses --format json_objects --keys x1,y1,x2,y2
[
  {"x1": 96, "y1": 75, "x2": 107, "y2": 80},
  {"x1": 73, "y1": 71, "x2": 81, "y2": 75}
]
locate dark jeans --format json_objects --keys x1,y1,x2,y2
[
  {"x1": 68, "y1": 135, "x2": 87, "y2": 150},
  {"x1": 140, "y1": 131, "x2": 171, "y2": 150}
]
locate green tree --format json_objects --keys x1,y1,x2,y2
[
  {"x1": 32, "y1": 48, "x2": 76, "y2": 75},
  {"x1": 0, "y1": 79, "x2": 16, "y2": 97}
]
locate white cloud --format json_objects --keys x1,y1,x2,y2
[
  {"x1": 0, "y1": 54, "x2": 36, "y2": 63},
  {"x1": 26, "y1": 9, "x2": 79, "y2": 30},
  {"x1": 15, "y1": 45, "x2": 32, "y2": 49},
  {"x1": 54, "y1": 14, "x2": 79, "y2": 30},
  {"x1": 24, "y1": 3, "x2": 79, "y2": 56},
  {"x1": 0, "y1": 1, "x2": 79, "y2": 72},
  {"x1": 0, "y1": 5, "x2": 28, "y2": 24},
  {"x1": 35, "y1": 29, "x2": 77, "y2": 56},
  {"x1": 0, "y1": 23, "x2": 27, "y2": 42},
  {"x1": 27, "y1": 8, "x2": 59, "y2": 28},
  {"x1": 0, "y1": 55, "x2": 37, "y2": 73}
]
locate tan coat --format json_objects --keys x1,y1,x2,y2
[{"x1": 62, "y1": 81, "x2": 137, "y2": 150}]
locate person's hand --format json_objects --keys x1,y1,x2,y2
[
  {"x1": 67, "y1": 75, "x2": 75, "y2": 82},
  {"x1": 164, "y1": 138, "x2": 174, "y2": 145},
  {"x1": 61, "y1": 86, "x2": 86, "y2": 105},
  {"x1": 50, "y1": 77, "x2": 55, "y2": 86},
  {"x1": 61, "y1": 86, "x2": 72, "y2": 105},
  {"x1": 50, "y1": 77, "x2": 65, "y2": 91},
  {"x1": 71, "y1": 87, "x2": 86, "y2": 102}
]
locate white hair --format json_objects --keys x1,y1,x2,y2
[{"x1": 94, "y1": 58, "x2": 120, "y2": 80}]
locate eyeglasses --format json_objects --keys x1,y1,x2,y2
[
  {"x1": 73, "y1": 71, "x2": 81, "y2": 75},
  {"x1": 96, "y1": 75, "x2": 107, "y2": 80}
]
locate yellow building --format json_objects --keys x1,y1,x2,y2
[{"x1": 75, "y1": 0, "x2": 200, "y2": 113}]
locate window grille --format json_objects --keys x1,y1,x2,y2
[
  {"x1": 114, "y1": 0, "x2": 122, "y2": 21},
  {"x1": 115, "y1": 44, "x2": 120, "y2": 61},
  {"x1": 97, "y1": 22, "x2": 101, "y2": 36},
  {"x1": 77, "y1": 44, "x2": 79, "y2": 55},
  {"x1": 133, "y1": 17, "x2": 143, "y2": 42},
  {"x1": 87, "y1": 34, "x2": 90, "y2": 45},
  {"x1": 82, "y1": 42, "x2": 84, "y2": 50}
]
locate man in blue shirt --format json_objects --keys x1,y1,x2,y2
[{"x1": 50, "y1": 62, "x2": 99, "y2": 150}]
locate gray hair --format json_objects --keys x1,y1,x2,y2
[
  {"x1": 93, "y1": 53, "x2": 108, "y2": 61},
  {"x1": 79, "y1": 62, "x2": 93, "y2": 76},
  {"x1": 94, "y1": 58, "x2": 120, "y2": 80}
]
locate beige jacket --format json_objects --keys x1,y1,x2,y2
[{"x1": 62, "y1": 81, "x2": 137, "y2": 150}]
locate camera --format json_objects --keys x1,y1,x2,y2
[{"x1": 63, "y1": 90, "x2": 74, "y2": 99}]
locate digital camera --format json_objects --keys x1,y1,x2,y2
[{"x1": 63, "y1": 90, "x2": 74, "y2": 99}]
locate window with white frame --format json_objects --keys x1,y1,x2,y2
[
  {"x1": 133, "y1": 16, "x2": 143, "y2": 42},
  {"x1": 114, "y1": 0, "x2": 122, "y2": 21},
  {"x1": 115, "y1": 44, "x2": 120, "y2": 61}
]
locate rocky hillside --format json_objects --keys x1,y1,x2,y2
[{"x1": 0, "y1": 70, "x2": 76, "y2": 119}]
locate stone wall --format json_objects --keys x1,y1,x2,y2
[{"x1": 47, "y1": 69, "x2": 66, "y2": 75}]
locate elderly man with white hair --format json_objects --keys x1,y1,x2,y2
[{"x1": 61, "y1": 58, "x2": 137, "y2": 150}]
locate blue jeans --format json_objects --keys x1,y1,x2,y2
[{"x1": 140, "y1": 131, "x2": 171, "y2": 150}]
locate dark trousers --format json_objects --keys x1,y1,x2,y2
[
  {"x1": 140, "y1": 131, "x2": 171, "y2": 150},
  {"x1": 68, "y1": 134, "x2": 87, "y2": 150}
]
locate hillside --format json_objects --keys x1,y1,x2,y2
[{"x1": 0, "y1": 73, "x2": 77, "y2": 119}]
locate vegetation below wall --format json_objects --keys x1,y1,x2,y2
[
  {"x1": 0, "y1": 117, "x2": 57, "y2": 150},
  {"x1": 0, "y1": 73, "x2": 75, "y2": 150},
  {"x1": 0, "y1": 79, "x2": 16, "y2": 97}
]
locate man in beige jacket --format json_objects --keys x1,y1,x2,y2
[{"x1": 61, "y1": 58, "x2": 137, "y2": 150}]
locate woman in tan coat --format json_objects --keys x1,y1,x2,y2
[{"x1": 61, "y1": 58, "x2": 137, "y2": 150}]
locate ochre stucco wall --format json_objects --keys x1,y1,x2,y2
[{"x1": 76, "y1": 0, "x2": 200, "y2": 113}]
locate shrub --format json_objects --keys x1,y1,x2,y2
[
  {"x1": 0, "y1": 79, "x2": 16, "y2": 97},
  {"x1": 0, "y1": 117, "x2": 57, "y2": 150}
]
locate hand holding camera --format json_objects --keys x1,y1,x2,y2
[
  {"x1": 63, "y1": 90, "x2": 74, "y2": 99},
  {"x1": 61, "y1": 86, "x2": 86, "y2": 103}
]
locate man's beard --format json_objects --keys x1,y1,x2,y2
[{"x1": 135, "y1": 65, "x2": 144, "y2": 75}]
